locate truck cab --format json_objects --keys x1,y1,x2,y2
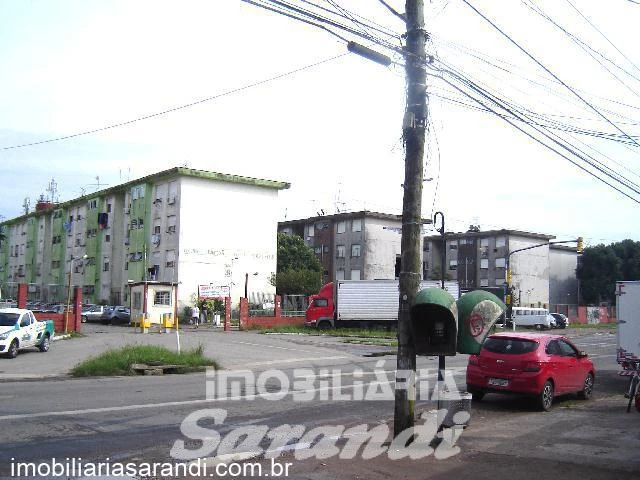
[{"x1": 305, "y1": 282, "x2": 335, "y2": 329}]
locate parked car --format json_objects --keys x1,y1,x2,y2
[
  {"x1": 547, "y1": 313, "x2": 557, "y2": 329},
  {"x1": 466, "y1": 332, "x2": 595, "y2": 411},
  {"x1": 81, "y1": 305, "x2": 108, "y2": 323},
  {"x1": 101, "y1": 306, "x2": 131, "y2": 325},
  {"x1": 550, "y1": 313, "x2": 569, "y2": 329}
]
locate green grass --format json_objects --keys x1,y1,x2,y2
[
  {"x1": 71, "y1": 344, "x2": 219, "y2": 377},
  {"x1": 570, "y1": 322, "x2": 617, "y2": 329},
  {"x1": 255, "y1": 324, "x2": 397, "y2": 339},
  {"x1": 342, "y1": 337, "x2": 398, "y2": 347}
]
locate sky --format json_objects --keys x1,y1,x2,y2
[{"x1": 0, "y1": 0, "x2": 638, "y2": 247}]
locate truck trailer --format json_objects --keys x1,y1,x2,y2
[
  {"x1": 616, "y1": 280, "x2": 640, "y2": 369},
  {"x1": 305, "y1": 280, "x2": 460, "y2": 329}
]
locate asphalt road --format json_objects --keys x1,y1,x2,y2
[{"x1": 0, "y1": 325, "x2": 636, "y2": 479}]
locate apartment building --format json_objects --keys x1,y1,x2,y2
[
  {"x1": 423, "y1": 229, "x2": 569, "y2": 307},
  {"x1": 278, "y1": 211, "x2": 419, "y2": 283},
  {"x1": 0, "y1": 167, "x2": 289, "y2": 308}
]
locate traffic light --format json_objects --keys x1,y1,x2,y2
[
  {"x1": 577, "y1": 237, "x2": 584, "y2": 254},
  {"x1": 456, "y1": 290, "x2": 506, "y2": 355},
  {"x1": 410, "y1": 287, "x2": 458, "y2": 356}
]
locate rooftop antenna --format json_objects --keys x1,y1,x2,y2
[
  {"x1": 46, "y1": 178, "x2": 58, "y2": 203},
  {"x1": 22, "y1": 197, "x2": 30, "y2": 215}
]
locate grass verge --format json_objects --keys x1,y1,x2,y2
[
  {"x1": 570, "y1": 323, "x2": 616, "y2": 329},
  {"x1": 255, "y1": 324, "x2": 397, "y2": 339},
  {"x1": 71, "y1": 344, "x2": 218, "y2": 377}
]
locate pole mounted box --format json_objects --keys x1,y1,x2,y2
[{"x1": 410, "y1": 287, "x2": 458, "y2": 356}]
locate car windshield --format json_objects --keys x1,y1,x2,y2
[
  {"x1": 0, "y1": 312, "x2": 20, "y2": 326},
  {"x1": 483, "y1": 337, "x2": 539, "y2": 354}
]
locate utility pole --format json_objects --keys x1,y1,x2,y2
[{"x1": 394, "y1": 0, "x2": 428, "y2": 438}]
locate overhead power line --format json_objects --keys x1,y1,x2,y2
[
  {"x1": 461, "y1": 0, "x2": 640, "y2": 149},
  {"x1": 1, "y1": 54, "x2": 346, "y2": 151}
]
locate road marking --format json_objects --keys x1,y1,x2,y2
[
  {"x1": 239, "y1": 355, "x2": 350, "y2": 367},
  {"x1": 0, "y1": 370, "x2": 465, "y2": 422}
]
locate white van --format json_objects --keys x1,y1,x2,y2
[{"x1": 511, "y1": 307, "x2": 552, "y2": 330}]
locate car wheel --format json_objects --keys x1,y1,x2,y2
[
  {"x1": 577, "y1": 372, "x2": 594, "y2": 399},
  {"x1": 535, "y1": 324, "x2": 543, "y2": 331},
  {"x1": 39, "y1": 334, "x2": 51, "y2": 352},
  {"x1": 6, "y1": 340, "x2": 19, "y2": 359},
  {"x1": 468, "y1": 387, "x2": 485, "y2": 401},
  {"x1": 537, "y1": 380, "x2": 554, "y2": 411},
  {"x1": 81, "y1": 315, "x2": 88, "y2": 323}
]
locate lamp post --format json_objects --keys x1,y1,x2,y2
[
  {"x1": 433, "y1": 212, "x2": 446, "y2": 289},
  {"x1": 64, "y1": 254, "x2": 87, "y2": 333},
  {"x1": 244, "y1": 272, "x2": 258, "y2": 300}
]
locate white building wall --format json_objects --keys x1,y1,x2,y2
[
  {"x1": 509, "y1": 235, "x2": 550, "y2": 307},
  {"x1": 176, "y1": 176, "x2": 279, "y2": 308},
  {"x1": 549, "y1": 248, "x2": 578, "y2": 305},
  {"x1": 363, "y1": 218, "x2": 411, "y2": 280}
]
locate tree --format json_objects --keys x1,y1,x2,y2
[
  {"x1": 272, "y1": 233, "x2": 322, "y2": 296},
  {"x1": 577, "y1": 240, "x2": 640, "y2": 304}
]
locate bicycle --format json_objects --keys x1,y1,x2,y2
[{"x1": 619, "y1": 358, "x2": 640, "y2": 413}]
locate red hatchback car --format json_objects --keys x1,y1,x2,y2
[{"x1": 466, "y1": 333, "x2": 595, "y2": 411}]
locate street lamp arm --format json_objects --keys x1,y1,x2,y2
[{"x1": 508, "y1": 239, "x2": 581, "y2": 260}]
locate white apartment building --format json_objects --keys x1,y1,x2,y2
[{"x1": 0, "y1": 167, "x2": 289, "y2": 309}]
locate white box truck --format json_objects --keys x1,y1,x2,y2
[
  {"x1": 616, "y1": 281, "x2": 640, "y2": 369},
  {"x1": 305, "y1": 279, "x2": 460, "y2": 329}
]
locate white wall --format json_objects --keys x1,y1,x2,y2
[
  {"x1": 363, "y1": 218, "x2": 412, "y2": 280},
  {"x1": 509, "y1": 235, "x2": 550, "y2": 307},
  {"x1": 176, "y1": 176, "x2": 279, "y2": 308}
]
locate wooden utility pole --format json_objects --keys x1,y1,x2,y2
[{"x1": 394, "y1": 0, "x2": 428, "y2": 437}]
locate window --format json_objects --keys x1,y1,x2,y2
[
  {"x1": 166, "y1": 249, "x2": 176, "y2": 268},
  {"x1": 480, "y1": 259, "x2": 489, "y2": 269},
  {"x1": 154, "y1": 290, "x2": 171, "y2": 306},
  {"x1": 82, "y1": 285, "x2": 95, "y2": 295},
  {"x1": 495, "y1": 257, "x2": 506, "y2": 268},
  {"x1": 337, "y1": 221, "x2": 346, "y2": 234},
  {"x1": 107, "y1": 203, "x2": 112, "y2": 213},
  {"x1": 105, "y1": 234, "x2": 111, "y2": 243},
  {"x1": 313, "y1": 298, "x2": 328, "y2": 307},
  {"x1": 103, "y1": 261, "x2": 110, "y2": 272},
  {"x1": 88, "y1": 199, "x2": 97, "y2": 209},
  {"x1": 154, "y1": 225, "x2": 161, "y2": 235},
  {"x1": 351, "y1": 244, "x2": 361, "y2": 257},
  {"x1": 132, "y1": 292, "x2": 142, "y2": 310},
  {"x1": 336, "y1": 269, "x2": 345, "y2": 280},
  {"x1": 459, "y1": 238, "x2": 472, "y2": 245},
  {"x1": 449, "y1": 259, "x2": 458, "y2": 270},
  {"x1": 307, "y1": 224, "x2": 314, "y2": 237},
  {"x1": 314, "y1": 246, "x2": 321, "y2": 255},
  {"x1": 350, "y1": 269, "x2": 361, "y2": 280},
  {"x1": 167, "y1": 215, "x2": 176, "y2": 233},
  {"x1": 448, "y1": 241, "x2": 458, "y2": 250},
  {"x1": 480, "y1": 238, "x2": 489, "y2": 248},
  {"x1": 352, "y1": 219, "x2": 362, "y2": 232},
  {"x1": 168, "y1": 181, "x2": 178, "y2": 203},
  {"x1": 336, "y1": 245, "x2": 346, "y2": 258},
  {"x1": 137, "y1": 218, "x2": 144, "y2": 229},
  {"x1": 480, "y1": 279, "x2": 489, "y2": 287},
  {"x1": 323, "y1": 245, "x2": 329, "y2": 253},
  {"x1": 53, "y1": 210, "x2": 63, "y2": 219},
  {"x1": 496, "y1": 236, "x2": 506, "y2": 248}
]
